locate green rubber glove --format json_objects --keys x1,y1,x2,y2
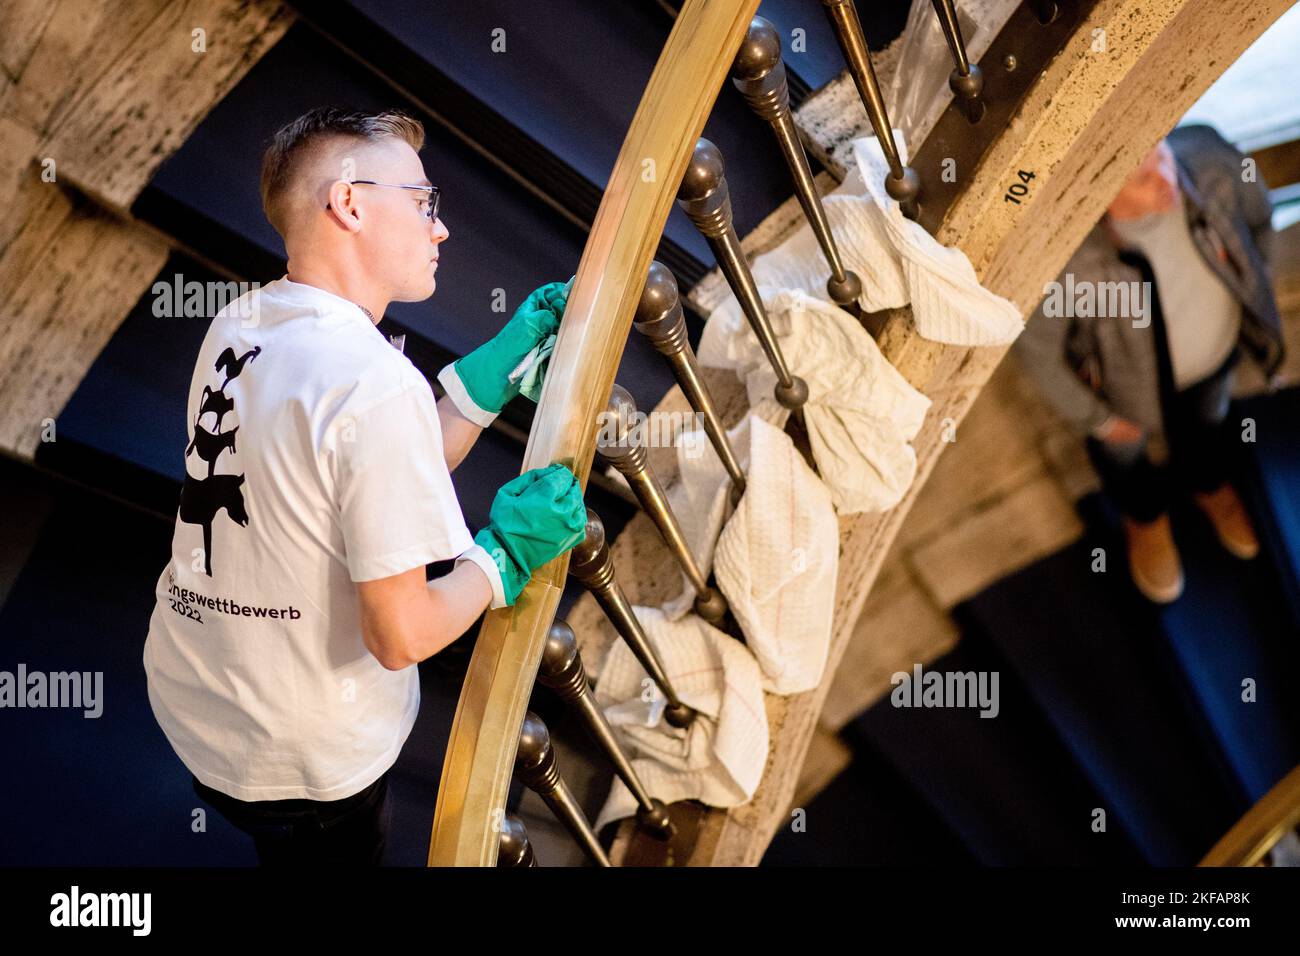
[
  {"x1": 474, "y1": 462, "x2": 587, "y2": 605},
  {"x1": 437, "y1": 279, "x2": 571, "y2": 427}
]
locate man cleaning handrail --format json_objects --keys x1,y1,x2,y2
[{"x1": 143, "y1": 107, "x2": 586, "y2": 866}]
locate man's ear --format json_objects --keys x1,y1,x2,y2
[{"x1": 325, "y1": 180, "x2": 362, "y2": 232}]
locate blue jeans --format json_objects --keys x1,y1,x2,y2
[{"x1": 192, "y1": 771, "x2": 391, "y2": 866}]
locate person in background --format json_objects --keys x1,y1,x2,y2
[{"x1": 1014, "y1": 126, "x2": 1285, "y2": 603}]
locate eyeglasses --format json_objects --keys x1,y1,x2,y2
[{"x1": 326, "y1": 180, "x2": 440, "y2": 221}]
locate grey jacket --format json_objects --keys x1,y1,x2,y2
[{"x1": 1013, "y1": 124, "x2": 1284, "y2": 439}]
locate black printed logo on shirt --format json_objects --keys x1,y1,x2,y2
[{"x1": 180, "y1": 346, "x2": 260, "y2": 576}]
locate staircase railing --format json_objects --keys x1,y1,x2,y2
[
  {"x1": 427, "y1": 0, "x2": 763, "y2": 867},
  {"x1": 1201, "y1": 764, "x2": 1300, "y2": 866},
  {"x1": 428, "y1": 0, "x2": 1053, "y2": 866},
  {"x1": 428, "y1": 0, "x2": 1290, "y2": 867},
  {"x1": 428, "y1": 0, "x2": 990, "y2": 866}
]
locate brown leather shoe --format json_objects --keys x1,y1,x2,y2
[
  {"x1": 1193, "y1": 482, "x2": 1260, "y2": 560},
  {"x1": 1122, "y1": 513, "x2": 1184, "y2": 604}
]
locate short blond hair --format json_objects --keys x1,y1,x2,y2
[{"x1": 259, "y1": 107, "x2": 425, "y2": 236}]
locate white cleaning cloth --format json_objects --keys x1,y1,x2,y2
[
  {"x1": 710, "y1": 133, "x2": 1023, "y2": 347},
  {"x1": 851, "y1": 136, "x2": 1023, "y2": 344},
  {"x1": 660, "y1": 413, "x2": 839, "y2": 693},
  {"x1": 690, "y1": 131, "x2": 1027, "y2": 512},
  {"x1": 713, "y1": 415, "x2": 838, "y2": 694},
  {"x1": 592, "y1": 605, "x2": 768, "y2": 833},
  {"x1": 698, "y1": 289, "x2": 931, "y2": 514},
  {"x1": 508, "y1": 332, "x2": 556, "y2": 402}
]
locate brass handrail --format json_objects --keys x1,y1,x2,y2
[
  {"x1": 1200, "y1": 764, "x2": 1300, "y2": 867},
  {"x1": 427, "y1": 0, "x2": 762, "y2": 866}
]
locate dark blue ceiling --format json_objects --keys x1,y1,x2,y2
[{"x1": 57, "y1": 0, "x2": 911, "y2": 531}]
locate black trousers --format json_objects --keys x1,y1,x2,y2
[
  {"x1": 192, "y1": 771, "x2": 392, "y2": 866},
  {"x1": 1085, "y1": 347, "x2": 1240, "y2": 522}
]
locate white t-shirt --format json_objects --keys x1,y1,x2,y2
[{"x1": 143, "y1": 275, "x2": 504, "y2": 802}]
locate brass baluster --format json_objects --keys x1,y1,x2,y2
[
  {"x1": 635, "y1": 261, "x2": 746, "y2": 508},
  {"x1": 821, "y1": 0, "x2": 921, "y2": 219},
  {"x1": 538, "y1": 619, "x2": 676, "y2": 839},
  {"x1": 496, "y1": 812, "x2": 537, "y2": 867},
  {"x1": 568, "y1": 507, "x2": 697, "y2": 729},
  {"x1": 929, "y1": 0, "x2": 985, "y2": 123},
  {"x1": 597, "y1": 384, "x2": 730, "y2": 627},
  {"x1": 677, "y1": 138, "x2": 809, "y2": 416},
  {"x1": 515, "y1": 711, "x2": 611, "y2": 867},
  {"x1": 731, "y1": 16, "x2": 864, "y2": 313}
]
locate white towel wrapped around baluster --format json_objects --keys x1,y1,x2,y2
[
  {"x1": 661, "y1": 413, "x2": 839, "y2": 693},
  {"x1": 719, "y1": 133, "x2": 1023, "y2": 346},
  {"x1": 698, "y1": 289, "x2": 931, "y2": 514},
  {"x1": 713, "y1": 415, "x2": 838, "y2": 694},
  {"x1": 657, "y1": 412, "x2": 754, "y2": 622},
  {"x1": 592, "y1": 606, "x2": 768, "y2": 834},
  {"x1": 589, "y1": 129, "x2": 1027, "y2": 831},
  {"x1": 693, "y1": 132, "x2": 1027, "y2": 513},
  {"x1": 851, "y1": 135, "x2": 1023, "y2": 344}
]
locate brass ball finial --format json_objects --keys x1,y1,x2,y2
[
  {"x1": 678, "y1": 138, "x2": 725, "y2": 203},
  {"x1": 826, "y1": 270, "x2": 863, "y2": 309},
  {"x1": 541, "y1": 618, "x2": 580, "y2": 680},
  {"x1": 569, "y1": 507, "x2": 606, "y2": 570},
  {"x1": 635, "y1": 260, "x2": 679, "y2": 327},
  {"x1": 664, "y1": 702, "x2": 695, "y2": 729},
  {"x1": 515, "y1": 711, "x2": 552, "y2": 777},
  {"x1": 636, "y1": 798, "x2": 676, "y2": 840},
  {"x1": 598, "y1": 383, "x2": 642, "y2": 465},
  {"x1": 732, "y1": 16, "x2": 781, "y2": 82},
  {"x1": 496, "y1": 813, "x2": 535, "y2": 867},
  {"x1": 885, "y1": 166, "x2": 921, "y2": 207}
]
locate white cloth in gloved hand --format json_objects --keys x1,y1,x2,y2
[
  {"x1": 717, "y1": 132, "x2": 1022, "y2": 346},
  {"x1": 699, "y1": 289, "x2": 931, "y2": 513},
  {"x1": 507, "y1": 332, "x2": 556, "y2": 402},
  {"x1": 591, "y1": 605, "x2": 768, "y2": 833},
  {"x1": 504, "y1": 273, "x2": 573, "y2": 402}
]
